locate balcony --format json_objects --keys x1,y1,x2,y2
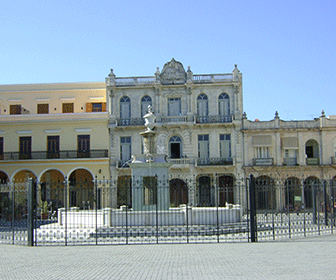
[
  {"x1": 116, "y1": 118, "x2": 144, "y2": 126},
  {"x1": 253, "y1": 158, "x2": 274, "y2": 166},
  {"x1": 283, "y1": 157, "x2": 297, "y2": 166},
  {"x1": 1, "y1": 149, "x2": 108, "y2": 160},
  {"x1": 196, "y1": 115, "x2": 233, "y2": 124},
  {"x1": 167, "y1": 158, "x2": 196, "y2": 165},
  {"x1": 197, "y1": 157, "x2": 233, "y2": 166},
  {"x1": 306, "y1": 157, "x2": 319, "y2": 165},
  {"x1": 160, "y1": 115, "x2": 194, "y2": 123}
]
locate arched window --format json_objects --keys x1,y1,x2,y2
[
  {"x1": 169, "y1": 179, "x2": 188, "y2": 207},
  {"x1": 304, "y1": 177, "x2": 319, "y2": 209},
  {"x1": 255, "y1": 176, "x2": 276, "y2": 210},
  {"x1": 198, "y1": 176, "x2": 212, "y2": 206},
  {"x1": 284, "y1": 177, "x2": 301, "y2": 211},
  {"x1": 305, "y1": 139, "x2": 319, "y2": 165},
  {"x1": 169, "y1": 136, "x2": 182, "y2": 158},
  {"x1": 218, "y1": 175, "x2": 234, "y2": 206},
  {"x1": 218, "y1": 93, "x2": 230, "y2": 116},
  {"x1": 197, "y1": 94, "x2": 208, "y2": 122},
  {"x1": 120, "y1": 96, "x2": 131, "y2": 125},
  {"x1": 141, "y1": 96, "x2": 152, "y2": 117}
]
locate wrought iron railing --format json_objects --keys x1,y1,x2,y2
[
  {"x1": 160, "y1": 116, "x2": 191, "y2": 123},
  {"x1": 253, "y1": 158, "x2": 274, "y2": 166},
  {"x1": 1, "y1": 149, "x2": 108, "y2": 160},
  {"x1": 167, "y1": 158, "x2": 196, "y2": 165},
  {"x1": 117, "y1": 118, "x2": 144, "y2": 126},
  {"x1": 196, "y1": 115, "x2": 233, "y2": 123},
  {"x1": 197, "y1": 157, "x2": 233, "y2": 166}
]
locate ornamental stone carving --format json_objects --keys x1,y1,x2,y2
[{"x1": 160, "y1": 58, "x2": 187, "y2": 85}]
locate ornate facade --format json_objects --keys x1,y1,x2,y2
[{"x1": 106, "y1": 59, "x2": 245, "y2": 208}]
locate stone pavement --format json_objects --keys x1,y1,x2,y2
[{"x1": 1, "y1": 235, "x2": 336, "y2": 280}]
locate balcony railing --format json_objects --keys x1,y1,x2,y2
[
  {"x1": 1, "y1": 149, "x2": 108, "y2": 160},
  {"x1": 160, "y1": 116, "x2": 191, "y2": 123},
  {"x1": 192, "y1": 74, "x2": 233, "y2": 83},
  {"x1": 117, "y1": 118, "x2": 144, "y2": 126},
  {"x1": 110, "y1": 74, "x2": 233, "y2": 87},
  {"x1": 196, "y1": 115, "x2": 233, "y2": 124},
  {"x1": 283, "y1": 157, "x2": 297, "y2": 166},
  {"x1": 197, "y1": 157, "x2": 233, "y2": 166},
  {"x1": 306, "y1": 157, "x2": 319, "y2": 165},
  {"x1": 167, "y1": 158, "x2": 196, "y2": 165},
  {"x1": 253, "y1": 158, "x2": 274, "y2": 166},
  {"x1": 115, "y1": 76, "x2": 156, "y2": 86}
]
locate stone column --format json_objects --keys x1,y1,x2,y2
[
  {"x1": 188, "y1": 174, "x2": 196, "y2": 206},
  {"x1": 275, "y1": 179, "x2": 283, "y2": 211},
  {"x1": 36, "y1": 181, "x2": 42, "y2": 207}
]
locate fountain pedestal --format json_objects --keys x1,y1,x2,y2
[{"x1": 130, "y1": 106, "x2": 170, "y2": 211}]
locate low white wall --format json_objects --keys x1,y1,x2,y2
[{"x1": 58, "y1": 206, "x2": 241, "y2": 228}]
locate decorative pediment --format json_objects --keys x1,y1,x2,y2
[{"x1": 160, "y1": 58, "x2": 186, "y2": 85}]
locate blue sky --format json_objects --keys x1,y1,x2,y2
[{"x1": 1, "y1": 0, "x2": 335, "y2": 121}]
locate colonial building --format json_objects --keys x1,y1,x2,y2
[
  {"x1": 106, "y1": 59, "x2": 245, "y2": 209},
  {"x1": 1, "y1": 59, "x2": 335, "y2": 213},
  {"x1": 242, "y1": 111, "x2": 336, "y2": 211},
  {"x1": 0, "y1": 82, "x2": 110, "y2": 209}
]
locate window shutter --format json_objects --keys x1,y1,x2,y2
[
  {"x1": 102, "y1": 102, "x2": 106, "y2": 112},
  {"x1": 86, "y1": 103, "x2": 92, "y2": 112}
]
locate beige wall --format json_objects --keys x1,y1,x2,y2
[{"x1": 0, "y1": 82, "x2": 106, "y2": 115}]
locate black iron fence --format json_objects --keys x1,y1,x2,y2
[{"x1": 1, "y1": 176, "x2": 335, "y2": 246}]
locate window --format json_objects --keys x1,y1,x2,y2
[
  {"x1": 218, "y1": 93, "x2": 230, "y2": 116},
  {"x1": 198, "y1": 135, "x2": 209, "y2": 161},
  {"x1": 305, "y1": 139, "x2": 319, "y2": 158},
  {"x1": 86, "y1": 102, "x2": 106, "y2": 112},
  {"x1": 220, "y1": 134, "x2": 231, "y2": 158},
  {"x1": 255, "y1": 147, "x2": 270, "y2": 159},
  {"x1": 141, "y1": 96, "x2": 152, "y2": 117},
  {"x1": 120, "y1": 136, "x2": 131, "y2": 165},
  {"x1": 19, "y1": 136, "x2": 32, "y2": 159},
  {"x1": 37, "y1": 104, "x2": 49, "y2": 114},
  {"x1": 168, "y1": 98, "x2": 181, "y2": 116},
  {"x1": 47, "y1": 136, "x2": 60, "y2": 158},
  {"x1": 120, "y1": 96, "x2": 131, "y2": 124},
  {"x1": 143, "y1": 176, "x2": 157, "y2": 205},
  {"x1": 77, "y1": 135, "x2": 90, "y2": 158},
  {"x1": 0, "y1": 137, "x2": 3, "y2": 160},
  {"x1": 10, "y1": 104, "x2": 21, "y2": 115},
  {"x1": 62, "y1": 103, "x2": 74, "y2": 113},
  {"x1": 197, "y1": 94, "x2": 208, "y2": 122},
  {"x1": 169, "y1": 136, "x2": 182, "y2": 159}
]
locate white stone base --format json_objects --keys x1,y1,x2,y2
[{"x1": 57, "y1": 205, "x2": 241, "y2": 227}]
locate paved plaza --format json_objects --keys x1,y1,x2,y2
[{"x1": 1, "y1": 235, "x2": 336, "y2": 280}]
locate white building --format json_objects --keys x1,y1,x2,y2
[{"x1": 106, "y1": 59, "x2": 245, "y2": 209}]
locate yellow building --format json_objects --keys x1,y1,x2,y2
[{"x1": 0, "y1": 82, "x2": 110, "y2": 209}]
